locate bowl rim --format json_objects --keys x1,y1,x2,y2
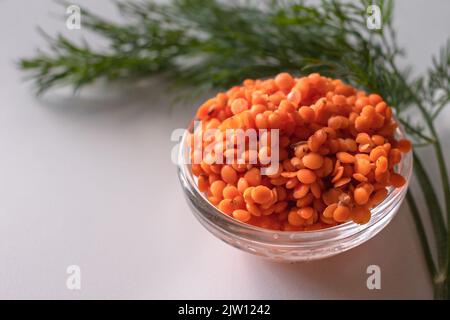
[{"x1": 177, "y1": 116, "x2": 413, "y2": 245}]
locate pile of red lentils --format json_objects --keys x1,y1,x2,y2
[{"x1": 189, "y1": 73, "x2": 411, "y2": 231}]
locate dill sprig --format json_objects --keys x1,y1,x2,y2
[{"x1": 19, "y1": 0, "x2": 450, "y2": 299}]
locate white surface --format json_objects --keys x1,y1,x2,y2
[{"x1": 0, "y1": 0, "x2": 449, "y2": 299}]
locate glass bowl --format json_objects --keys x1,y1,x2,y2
[{"x1": 177, "y1": 119, "x2": 412, "y2": 262}]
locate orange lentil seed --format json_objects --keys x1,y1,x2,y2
[
  {"x1": 210, "y1": 180, "x2": 226, "y2": 199},
  {"x1": 237, "y1": 177, "x2": 249, "y2": 193},
  {"x1": 376, "y1": 156, "x2": 388, "y2": 173},
  {"x1": 323, "y1": 203, "x2": 338, "y2": 218},
  {"x1": 336, "y1": 152, "x2": 355, "y2": 164},
  {"x1": 246, "y1": 202, "x2": 262, "y2": 216},
  {"x1": 251, "y1": 186, "x2": 273, "y2": 204},
  {"x1": 298, "y1": 207, "x2": 314, "y2": 219},
  {"x1": 302, "y1": 152, "x2": 324, "y2": 170},
  {"x1": 351, "y1": 206, "x2": 371, "y2": 224},
  {"x1": 397, "y1": 139, "x2": 412, "y2": 153},
  {"x1": 223, "y1": 185, "x2": 240, "y2": 199},
  {"x1": 370, "y1": 188, "x2": 388, "y2": 206},
  {"x1": 334, "y1": 177, "x2": 351, "y2": 188},
  {"x1": 233, "y1": 209, "x2": 251, "y2": 222},
  {"x1": 288, "y1": 210, "x2": 305, "y2": 226},
  {"x1": 354, "y1": 187, "x2": 370, "y2": 205},
  {"x1": 353, "y1": 173, "x2": 368, "y2": 182},
  {"x1": 391, "y1": 173, "x2": 406, "y2": 188},
  {"x1": 244, "y1": 167, "x2": 261, "y2": 186},
  {"x1": 218, "y1": 199, "x2": 234, "y2": 215},
  {"x1": 333, "y1": 205, "x2": 351, "y2": 222},
  {"x1": 275, "y1": 73, "x2": 295, "y2": 91},
  {"x1": 297, "y1": 169, "x2": 317, "y2": 184},
  {"x1": 221, "y1": 165, "x2": 238, "y2": 185}
]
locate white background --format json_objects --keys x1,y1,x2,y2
[{"x1": 0, "y1": 0, "x2": 449, "y2": 299}]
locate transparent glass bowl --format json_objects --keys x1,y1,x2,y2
[{"x1": 177, "y1": 120, "x2": 412, "y2": 262}]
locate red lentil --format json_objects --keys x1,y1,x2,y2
[
  {"x1": 297, "y1": 169, "x2": 317, "y2": 184},
  {"x1": 223, "y1": 185, "x2": 240, "y2": 200},
  {"x1": 302, "y1": 152, "x2": 324, "y2": 170},
  {"x1": 251, "y1": 186, "x2": 273, "y2": 204},
  {"x1": 233, "y1": 209, "x2": 251, "y2": 222},
  {"x1": 218, "y1": 199, "x2": 234, "y2": 215},
  {"x1": 298, "y1": 207, "x2": 314, "y2": 219},
  {"x1": 210, "y1": 180, "x2": 226, "y2": 199}
]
